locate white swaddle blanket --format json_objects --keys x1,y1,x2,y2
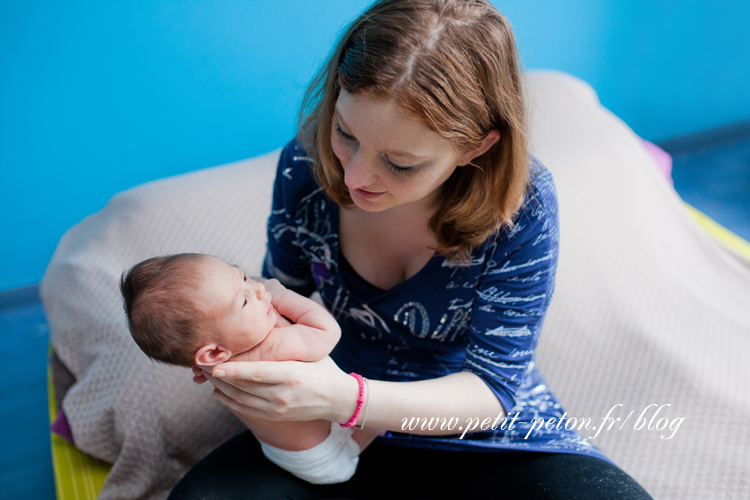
[{"x1": 41, "y1": 71, "x2": 750, "y2": 500}]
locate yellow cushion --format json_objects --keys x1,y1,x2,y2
[
  {"x1": 686, "y1": 205, "x2": 750, "y2": 259},
  {"x1": 48, "y1": 356, "x2": 109, "y2": 500}
]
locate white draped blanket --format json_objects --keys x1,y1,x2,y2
[{"x1": 41, "y1": 71, "x2": 750, "y2": 499}]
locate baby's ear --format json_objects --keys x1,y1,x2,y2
[{"x1": 195, "y1": 344, "x2": 232, "y2": 367}]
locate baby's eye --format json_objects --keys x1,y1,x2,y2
[
  {"x1": 243, "y1": 295, "x2": 248, "y2": 308},
  {"x1": 243, "y1": 274, "x2": 248, "y2": 282}
]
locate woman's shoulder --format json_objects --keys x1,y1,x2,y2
[
  {"x1": 273, "y1": 137, "x2": 324, "y2": 209},
  {"x1": 507, "y1": 156, "x2": 559, "y2": 232},
  {"x1": 479, "y1": 156, "x2": 559, "y2": 255},
  {"x1": 277, "y1": 137, "x2": 317, "y2": 183},
  {"x1": 525, "y1": 156, "x2": 558, "y2": 215}
]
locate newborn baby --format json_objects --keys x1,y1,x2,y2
[{"x1": 120, "y1": 253, "x2": 378, "y2": 484}]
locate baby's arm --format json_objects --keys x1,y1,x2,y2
[{"x1": 251, "y1": 279, "x2": 341, "y2": 362}]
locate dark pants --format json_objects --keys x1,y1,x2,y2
[{"x1": 169, "y1": 431, "x2": 653, "y2": 500}]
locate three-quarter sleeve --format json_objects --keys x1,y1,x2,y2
[
  {"x1": 462, "y1": 166, "x2": 560, "y2": 414},
  {"x1": 261, "y1": 140, "x2": 317, "y2": 297}
]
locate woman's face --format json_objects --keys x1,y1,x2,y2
[{"x1": 331, "y1": 90, "x2": 465, "y2": 214}]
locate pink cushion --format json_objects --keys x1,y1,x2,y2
[
  {"x1": 641, "y1": 139, "x2": 674, "y2": 185},
  {"x1": 51, "y1": 409, "x2": 75, "y2": 444}
]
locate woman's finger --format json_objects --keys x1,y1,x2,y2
[
  {"x1": 207, "y1": 374, "x2": 290, "y2": 421},
  {"x1": 210, "y1": 360, "x2": 299, "y2": 385},
  {"x1": 210, "y1": 388, "x2": 269, "y2": 421},
  {"x1": 191, "y1": 367, "x2": 208, "y2": 384},
  {"x1": 207, "y1": 374, "x2": 271, "y2": 406}
]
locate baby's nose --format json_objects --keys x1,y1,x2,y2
[{"x1": 254, "y1": 282, "x2": 265, "y2": 299}]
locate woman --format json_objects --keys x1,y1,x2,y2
[{"x1": 171, "y1": 1, "x2": 652, "y2": 498}]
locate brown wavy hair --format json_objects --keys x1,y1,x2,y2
[
  {"x1": 121, "y1": 253, "x2": 210, "y2": 367},
  {"x1": 299, "y1": 0, "x2": 529, "y2": 263}
]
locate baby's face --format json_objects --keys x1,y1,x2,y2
[{"x1": 196, "y1": 256, "x2": 277, "y2": 354}]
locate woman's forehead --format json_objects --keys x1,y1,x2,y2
[{"x1": 335, "y1": 90, "x2": 452, "y2": 159}]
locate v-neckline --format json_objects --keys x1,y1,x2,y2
[{"x1": 331, "y1": 205, "x2": 439, "y2": 301}]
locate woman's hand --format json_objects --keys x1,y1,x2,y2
[
  {"x1": 204, "y1": 356, "x2": 360, "y2": 425},
  {"x1": 192, "y1": 366, "x2": 208, "y2": 384}
]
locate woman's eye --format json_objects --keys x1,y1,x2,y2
[
  {"x1": 334, "y1": 122, "x2": 413, "y2": 174},
  {"x1": 335, "y1": 124, "x2": 355, "y2": 142},
  {"x1": 385, "y1": 158, "x2": 413, "y2": 175}
]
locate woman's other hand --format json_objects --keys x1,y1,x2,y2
[{"x1": 192, "y1": 366, "x2": 208, "y2": 384}]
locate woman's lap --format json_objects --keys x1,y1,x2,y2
[{"x1": 169, "y1": 431, "x2": 652, "y2": 500}]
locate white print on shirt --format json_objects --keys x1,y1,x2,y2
[
  {"x1": 466, "y1": 349, "x2": 524, "y2": 371},
  {"x1": 394, "y1": 301, "x2": 472, "y2": 342},
  {"x1": 484, "y1": 251, "x2": 555, "y2": 276},
  {"x1": 476, "y1": 287, "x2": 547, "y2": 305},
  {"x1": 484, "y1": 325, "x2": 533, "y2": 337},
  {"x1": 348, "y1": 302, "x2": 391, "y2": 338}
]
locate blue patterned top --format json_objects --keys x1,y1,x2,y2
[{"x1": 262, "y1": 139, "x2": 607, "y2": 460}]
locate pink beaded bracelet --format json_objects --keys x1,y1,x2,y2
[{"x1": 340, "y1": 372, "x2": 365, "y2": 428}]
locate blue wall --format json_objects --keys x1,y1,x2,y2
[{"x1": 2, "y1": 0, "x2": 749, "y2": 291}]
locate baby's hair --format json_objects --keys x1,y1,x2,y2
[{"x1": 120, "y1": 253, "x2": 210, "y2": 367}]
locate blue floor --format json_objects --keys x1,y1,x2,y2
[
  {"x1": 661, "y1": 121, "x2": 750, "y2": 242},
  {"x1": 0, "y1": 287, "x2": 56, "y2": 500},
  {"x1": 1, "y1": 122, "x2": 748, "y2": 500}
]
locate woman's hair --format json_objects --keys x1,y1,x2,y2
[
  {"x1": 299, "y1": 0, "x2": 529, "y2": 263},
  {"x1": 120, "y1": 253, "x2": 210, "y2": 367}
]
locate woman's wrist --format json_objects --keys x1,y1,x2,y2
[
  {"x1": 333, "y1": 370, "x2": 363, "y2": 425},
  {"x1": 340, "y1": 373, "x2": 366, "y2": 427},
  {"x1": 325, "y1": 373, "x2": 505, "y2": 435}
]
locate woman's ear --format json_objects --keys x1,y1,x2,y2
[
  {"x1": 461, "y1": 129, "x2": 500, "y2": 164},
  {"x1": 195, "y1": 344, "x2": 232, "y2": 367}
]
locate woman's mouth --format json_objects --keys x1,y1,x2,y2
[{"x1": 353, "y1": 188, "x2": 386, "y2": 200}]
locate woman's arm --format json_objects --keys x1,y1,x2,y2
[{"x1": 205, "y1": 358, "x2": 504, "y2": 436}]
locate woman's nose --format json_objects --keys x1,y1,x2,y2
[{"x1": 344, "y1": 152, "x2": 378, "y2": 189}]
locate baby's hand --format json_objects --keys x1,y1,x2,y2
[{"x1": 257, "y1": 278, "x2": 287, "y2": 301}]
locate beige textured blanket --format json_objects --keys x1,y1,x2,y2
[
  {"x1": 41, "y1": 71, "x2": 750, "y2": 499},
  {"x1": 529, "y1": 71, "x2": 750, "y2": 499}
]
